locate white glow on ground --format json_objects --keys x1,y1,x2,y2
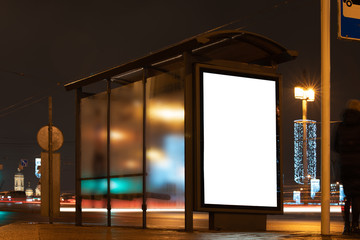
[{"x1": 283, "y1": 205, "x2": 342, "y2": 213}]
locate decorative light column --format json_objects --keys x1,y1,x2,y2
[{"x1": 294, "y1": 87, "x2": 315, "y2": 185}]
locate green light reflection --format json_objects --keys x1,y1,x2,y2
[{"x1": 81, "y1": 176, "x2": 142, "y2": 195}]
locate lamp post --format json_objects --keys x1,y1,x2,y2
[{"x1": 294, "y1": 87, "x2": 315, "y2": 186}]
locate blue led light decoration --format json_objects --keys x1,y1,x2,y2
[{"x1": 294, "y1": 119, "x2": 317, "y2": 184}]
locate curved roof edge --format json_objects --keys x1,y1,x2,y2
[{"x1": 65, "y1": 30, "x2": 297, "y2": 91}]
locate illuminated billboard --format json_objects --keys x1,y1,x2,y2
[
  {"x1": 195, "y1": 64, "x2": 282, "y2": 214},
  {"x1": 35, "y1": 158, "x2": 41, "y2": 179}
]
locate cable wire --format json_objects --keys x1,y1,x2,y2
[{"x1": 205, "y1": 0, "x2": 302, "y2": 34}]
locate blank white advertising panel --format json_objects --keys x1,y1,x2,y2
[{"x1": 201, "y1": 69, "x2": 279, "y2": 210}]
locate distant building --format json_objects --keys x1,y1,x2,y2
[
  {"x1": 35, "y1": 185, "x2": 41, "y2": 197},
  {"x1": 14, "y1": 170, "x2": 24, "y2": 191},
  {"x1": 293, "y1": 191, "x2": 301, "y2": 204},
  {"x1": 310, "y1": 179, "x2": 320, "y2": 199},
  {"x1": 25, "y1": 182, "x2": 33, "y2": 197}
]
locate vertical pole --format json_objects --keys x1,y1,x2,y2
[
  {"x1": 142, "y1": 68, "x2": 147, "y2": 229},
  {"x1": 48, "y1": 96, "x2": 53, "y2": 224},
  {"x1": 321, "y1": 0, "x2": 331, "y2": 235},
  {"x1": 106, "y1": 80, "x2": 111, "y2": 227},
  {"x1": 184, "y1": 51, "x2": 194, "y2": 232},
  {"x1": 75, "y1": 88, "x2": 82, "y2": 226},
  {"x1": 302, "y1": 100, "x2": 308, "y2": 183}
]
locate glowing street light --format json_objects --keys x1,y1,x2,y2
[
  {"x1": 294, "y1": 87, "x2": 315, "y2": 185},
  {"x1": 294, "y1": 87, "x2": 315, "y2": 102}
]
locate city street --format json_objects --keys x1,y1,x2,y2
[{"x1": 0, "y1": 202, "x2": 346, "y2": 234}]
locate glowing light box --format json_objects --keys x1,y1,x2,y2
[{"x1": 195, "y1": 64, "x2": 282, "y2": 213}]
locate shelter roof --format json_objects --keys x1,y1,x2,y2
[{"x1": 65, "y1": 30, "x2": 297, "y2": 91}]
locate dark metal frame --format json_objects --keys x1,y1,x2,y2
[
  {"x1": 142, "y1": 68, "x2": 148, "y2": 228},
  {"x1": 75, "y1": 88, "x2": 82, "y2": 226},
  {"x1": 183, "y1": 52, "x2": 194, "y2": 231},
  {"x1": 194, "y1": 63, "x2": 283, "y2": 214},
  {"x1": 106, "y1": 79, "x2": 111, "y2": 226}
]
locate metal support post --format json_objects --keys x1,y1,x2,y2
[
  {"x1": 302, "y1": 99, "x2": 308, "y2": 183},
  {"x1": 106, "y1": 80, "x2": 112, "y2": 227},
  {"x1": 48, "y1": 96, "x2": 53, "y2": 224},
  {"x1": 321, "y1": 0, "x2": 331, "y2": 235},
  {"x1": 184, "y1": 51, "x2": 194, "y2": 232},
  {"x1": 142, "y1": 68, "x2": 148, "y2": 229},
  {"x1": 75, "y1": 88, "x2": 82, "y2": 226}
]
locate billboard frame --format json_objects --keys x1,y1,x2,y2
[{"x1": 194, "y1": 63, "x2": 283, "y2": 214}]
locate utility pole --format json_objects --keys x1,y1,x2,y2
[
  {"x1": 48, "y1": 96, "x2": 53, "y2": 224},
  {"x1": 38, "y1": 96, "x2": 62, "y2": 222},
  {"x1": 302, "y1": 99, "x2": 308, "y2": 185},
  {"x1": 321, "y1": 0, "x2": 331, "y2": 235}
]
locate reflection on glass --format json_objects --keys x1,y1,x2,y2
[
  {"x1": 79, "y1": 68, "x2": 185, "y2": 228},
  {"x1": 81, "y1": 177, "x2": 142, "y2": 195},
  {"x1": 110, "y1": 82, "x2": 143, "y2": 176},
  {"x1": 80, "y1": 92, "x2": 108, "y2": 221},
  {"x1": 81, "y1": 93, "x2": 107, "y2": 179},
  {"x1": 146, "y1": 69, "x2": 185, "y2": 211},
  {"x1": 109, "y1": 81, "x2": 143, "y2": 220}
]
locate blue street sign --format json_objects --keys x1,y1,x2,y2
[
  {"x1": 20, "y1": 159, "x2": 28, "y2": 167},
  {"x1": 339, "y1": 0, "x2": 360, "y2": 41},
  {"x1": 35, "y1": 158, "x2": 41, "y2": 178}
]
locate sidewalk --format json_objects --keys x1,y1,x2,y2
[{"x1": 0, "y1": 222, "x2": 359, "y2": 240}]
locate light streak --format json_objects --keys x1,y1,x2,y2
[
  {"x1": 59, "y1": 206, "x2": 342, "y2": 213},
  {"x1": 283, "y1": 205, "x2": 342, "y2": 213},
  {"x1": 60, "y1": 208, "x2": 185, "y2": 213}
]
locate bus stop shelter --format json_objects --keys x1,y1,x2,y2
[{"x1": 64, "y1": 30, "x2": 297, "y2": 231}]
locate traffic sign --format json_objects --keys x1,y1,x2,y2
[
  {"x1": 35, "y1": 158, "x2": 41, "y2": 178},
  {"x1": 37, "y1": 125, "x2": 64, "y2": 151},
  {"x1": 20, "y1": 159, "x2": 28, "y2": 167},
  {"x1": 339, "y1": 0, "x2": 360, "y2": 41}
]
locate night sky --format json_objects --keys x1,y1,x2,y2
[{"x1": 1, "y1": 0, "x2": 360, "y2": 192}]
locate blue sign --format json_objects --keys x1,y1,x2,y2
[
  {"x1": 35, "y1": 158, "x2": 41, "y2": 178},
  {"x1": 20, "y1": 159, "x2": 28, "y2": 167},
  {"x1": 339, "y1": 0, "x2": 360, "y2": 41}
]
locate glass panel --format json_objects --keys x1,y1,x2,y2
[
  {"x1": 80, "y1": 92, "x2": 108, "y2": 225},
  {"x1": 146, "y1": 69, "x2": 185, "y2": 229},
  {"x1": 81, "y1": 92, "x2": 108, "y2": 179},
  {"x1": 110, "y1": 82, "x2": 143, "y2": 176},
  {"x1": 110, "y1": 81, "x2": 143, "y2": 227}
]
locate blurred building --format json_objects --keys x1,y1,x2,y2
[
  {"x1": 310, "y1": 179, "x2": 320, "y2": 199},
  {"x1": 25, "y1": 182, "x2": 33, "y2": 197},
  {"x1": 14, "y1": 170, "x2": 24, "y2": 191},
  {"x1": 35, "y1": 185, "x2": 41, "y2": 197},
  {"x1": 293, "y1": 191, "x2": 301, "y2": 204}
]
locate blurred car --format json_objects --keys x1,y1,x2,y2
[
  {"x1": 60, "y1": 193, "x2": 75, "y2": 203},
  {"x1": 0, "y1": 191, "x2": 8, "y2": 201},
  {"x1": 5, "y1": 191, "x2": 26, "y2": 202}
]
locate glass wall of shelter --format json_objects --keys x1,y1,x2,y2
[{"x1": 79, "y1": 65, "x2": 185, "y2": 228}]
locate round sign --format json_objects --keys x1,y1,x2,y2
[{"x1": 37, "y1": 126, "x2": 64, "y2": 151}]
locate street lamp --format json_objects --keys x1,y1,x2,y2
[{"x1": 294, "y1": 87, "x2": 315, "y2": 185}]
